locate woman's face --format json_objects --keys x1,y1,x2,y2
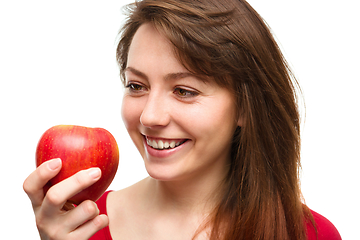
[{"x1": 122, "y1": 23, "x2": 240, "y2": 182}]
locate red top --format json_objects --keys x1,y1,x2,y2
[{"x1": 90, "y1": 191, "x2": 341, "y2": 240}]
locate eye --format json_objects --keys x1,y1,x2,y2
[
  {"x1": 173, "y1": 87, "x2": 199, "y2": 98},
  {"x1": 125, "y1": 83, "x2": 146, "y2": 92}
]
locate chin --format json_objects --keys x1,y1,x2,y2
[{"x1": 144, "y1": 162, "x2": 188, "y2": 182}]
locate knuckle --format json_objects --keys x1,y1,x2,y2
[
  {"x1": 22, "y1": 170, "x2": 42, "y2": 195},
  {"x1": 22, "y1": 177, "x2": 33, "y2": 195},
  {"x1": 45, "y1": 187, "x2": 63, "y2": 206},
  {"x1": 23, "y1": 163, "x2": 53, "y2": 195},
  {"x1": 82, "y1": 200, "x2": 99, "y2": 217},
  {"x1": 47, "y1": 229, "x2": 62, "y2": 240}
]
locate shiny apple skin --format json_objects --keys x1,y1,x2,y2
[{"x1": 36, "y1": 125, "x2": 119, "y2": 205}]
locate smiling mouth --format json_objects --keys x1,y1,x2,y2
[{"x1": 145, "y1": 136, "x2": 187, "y2": 150}]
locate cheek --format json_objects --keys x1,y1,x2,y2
[
  {"x1": 121, "y1": 97, "x2": 147, "y2": 154},
  {"x1": 183, "y1": 98, "x2": 237, "y2": 159},
  {"x1": 185, "y1": 101, "x2": 236, "y2": 137},
  {"x1": 121, "y1": 97, "x2": 141, "y2": 131}
]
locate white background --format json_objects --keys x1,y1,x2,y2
[{"x1": 0, "y1": 1, "x2": 358, "y2": 239}]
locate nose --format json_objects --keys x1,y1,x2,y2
[{"x1": 140, "y1": 92, "x2": 170, "y2": 128}]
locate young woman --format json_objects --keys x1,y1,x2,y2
[{"x1": 23, "y1": 0, "x2": 341, "y2": 239}]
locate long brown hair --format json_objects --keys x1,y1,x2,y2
[{"x1": 117, "y1": 0, "x2": 315, "y2": 239}]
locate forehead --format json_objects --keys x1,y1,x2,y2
[
  {"x1": 127, "y1": 23, "x2": 183, "y2": 68},
  {"x1": 126, "y1": 23, "x2": 218, "y2": 85}
]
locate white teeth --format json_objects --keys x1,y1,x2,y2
[
  {"x1": 152, "y1": 140, "x2": 158, "y2": 148},
  {"x1": 158, "y1": 140, "x2": 164, "y2": 149},
  {"x1": 146, "y1": 138, "x2": 183, "y2": 150}
]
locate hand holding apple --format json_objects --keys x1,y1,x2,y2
[{"x1": 36, "y1": 125, "x2": 119, "y2": 205}]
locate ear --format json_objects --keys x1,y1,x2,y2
[{"x1": 237, "y1": 114, "x2": 244, "y2": 127}]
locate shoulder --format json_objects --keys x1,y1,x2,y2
[
  {"x1": 306, "y1": 209, "x2": 342, "y2": 240},
  {"x1": 94, "y1": 177, "x2": 150, "y2": 224},
  {"x1": 105, "y1": 178, "x2": 152, "y2": 238},
  {"x1": 107, "y1": 177, "x2": 150, "y2": 210}
]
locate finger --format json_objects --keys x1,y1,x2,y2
[
  {"x1": 63, "y1": 200, "x2": 100, "y2": 232},
  {"x1": 23, "y1": 158, "x2": 62, "y2": 208},
  {"x1": 69, "y1": 214, "x2": 109, "y2": 240},
  {"x1": 42, "y1": 168, "x2": 101, "y2": 215}
]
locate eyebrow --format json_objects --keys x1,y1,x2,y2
[{"x1": 125, "y1": 67, "x2": 197, "y2": 81}]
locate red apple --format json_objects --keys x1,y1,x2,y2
[{"x1": 36, "y1": 125, "x2": 119, "y2": 205}]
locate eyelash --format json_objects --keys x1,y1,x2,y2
[
  {"x1": 125, "y1": 83, "x2": 146, "y2": 93},
  {"x1": 125, "y1": 82, "x2": 199, "y2": 99},
  {"x1": 173, "y1": 87, "x2": 199, "y2": 98}
]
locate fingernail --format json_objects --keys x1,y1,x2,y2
[
  {"x1": 48, "y1": 158, "x2": 61, "y2": 170},
  {"x1": 88, "y1": 168, "x2": 101, "y2": 179}
]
